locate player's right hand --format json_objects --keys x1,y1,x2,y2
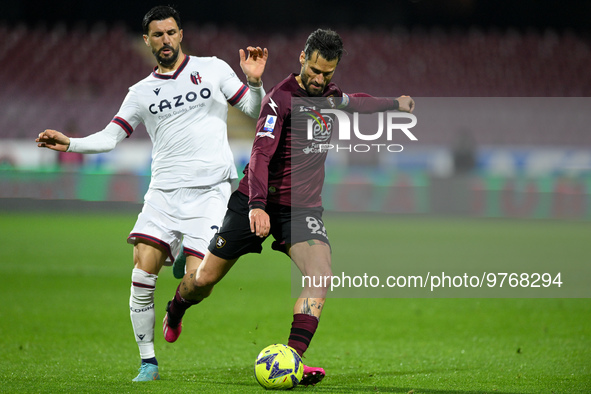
[
  {"x1": 240, "y1": 46, "x2": 268, "y2": 85},
  {"x1": 249, "y1": 208, "x2": 270, "y2": 238},
  {"x1": 36, "y1": 129, "x2": 71, "y2": 152}
]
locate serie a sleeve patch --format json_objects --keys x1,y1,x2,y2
[{"x1": 263, "y1": 115, "x2": 277, "y2": 132}]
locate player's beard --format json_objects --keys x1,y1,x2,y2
[
  {"x1": 301, "y1": 73, "x2": 324, "y2": 97},
  {"x1": 154, "y1": 44, "x2": 180, "y2": 68}
]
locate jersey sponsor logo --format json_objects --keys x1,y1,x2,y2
[
  {"x1": 148, "y1": 89, "x2": 211, "y2": 114},
  {"x1": 153, "y1": 88, "x2": 161, "y2": 95},
  {"x1": 301, "y1": 106, "x2": 333, "y2": 143},
  {"x1": 216, "y1": 236, "x2": 226, "y2": 248},
  {"x1": 306, "y1": 113, "x2": 333, "y2": 143},
  {"x1": 302, "y1": 142, "x2": 328, "y2": 154},
  {"x1": 190, "y1": 71, "x2": 203, "y2": 85},
  {"x1": 301, "y1": 110, "x2": 333, "y2": 154}
]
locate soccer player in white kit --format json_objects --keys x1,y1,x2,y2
[{"x1": 36, "y1": 5, "x2": 268, "y2": 382}]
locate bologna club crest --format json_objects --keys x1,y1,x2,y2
[{"x1": 191, "y1": 71, "x2": 202, "y2": 85}]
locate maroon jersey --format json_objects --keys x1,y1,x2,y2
[{"x1": 238, "y1": 73, "x2": 399, "y2": 209}]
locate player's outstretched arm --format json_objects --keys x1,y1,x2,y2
[
  {"x1": 36, "y1": 129, "x2": 71, "y2": 152},
  {"x1": 239, "y1": 46, "x2": 268, "y2": 86},
  {"x1": 395, "y1": 95, "x2": 415, "y2": 113}
]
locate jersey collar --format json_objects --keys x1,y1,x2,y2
[{"x1": 152, "y1": 55, "x2": 190, "y2": 80}]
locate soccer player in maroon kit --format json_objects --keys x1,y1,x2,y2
[{"x1": 163, "y1": 28, "x2": 415, "y2": 386}]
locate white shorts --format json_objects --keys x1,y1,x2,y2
[{"x1": 127, "y1": 181, "x2": 232, "y2": 265}]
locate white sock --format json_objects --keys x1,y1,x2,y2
[{"x1": 130, "y1": 268, "x2": 158, "y2": 360}]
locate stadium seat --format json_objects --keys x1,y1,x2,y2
[{"x1": 1, "y1": 22, "x2": 589, "y2": 147}]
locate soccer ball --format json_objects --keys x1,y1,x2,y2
[{"x1": 254, "y1": 344, "x2": 303, "y2": 390}]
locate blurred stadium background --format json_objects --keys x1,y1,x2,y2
[{"x1": 0, "y1": 0, "x2": 590, "y2": 219}]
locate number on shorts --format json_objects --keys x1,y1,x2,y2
[{"x1": 306, "y1": 216, "x2": 327, "y2": 237}]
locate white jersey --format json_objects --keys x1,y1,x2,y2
[{"x1": 68, "y1": 55, "x2": 264, "y2": 189}]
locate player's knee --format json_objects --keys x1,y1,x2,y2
[
  {"x1": 321, "y1": 267, "x2": 333, "y2": 278},
  {"x1": 307, "y1": 268, "x2": 333, "y2": 285}
]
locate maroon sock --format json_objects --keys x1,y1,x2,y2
[
  {"x1": 167, "y1": 284, "x2": 200, "y2": 327},
  {"x1": 287, "y1": 313, "x2": 319, "y2": 357}
]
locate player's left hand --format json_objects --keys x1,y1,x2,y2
[
  {"x1": 396, "y1": 95, "x2": 415, "y2": 113},
  {"x1": 240, "y1": 46, "x2": 268, "y2": 86}
]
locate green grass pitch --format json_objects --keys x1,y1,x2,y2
[{"x1": 0, "y1": 212, "x2": 589, "y2": 393}]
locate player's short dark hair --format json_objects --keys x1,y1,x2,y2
[
  {"x1": 142, "y1": 5, "x2": 182, "y2": 35},
  {"x1": 303, "y1": 29, "x2": 344, "y2": 63}
]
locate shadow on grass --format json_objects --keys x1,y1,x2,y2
[
  {"x1": 295, "y1": 387, "x2": 519, "y2": 393},
  {"x1": 301, "y1": 368, "x2": 520, "y2": 393},
  {"x1": 169, "y1": 366, "x2": 521, "y2": 394}
]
